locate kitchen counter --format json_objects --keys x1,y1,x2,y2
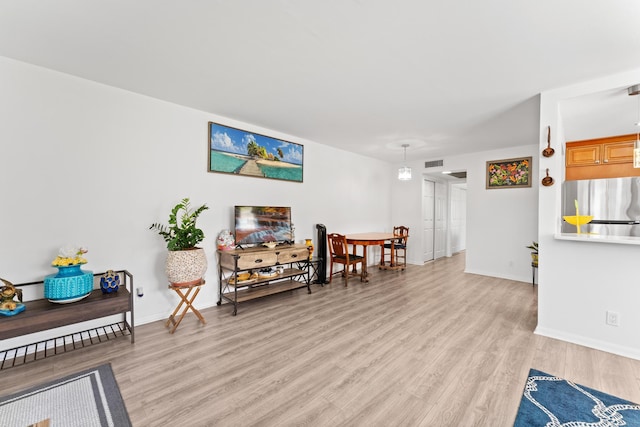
[{"x1": 555, "y1": 233, "x2": 640, "y2": 245}]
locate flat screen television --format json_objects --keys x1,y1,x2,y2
[{"x1": 234, "y1": 206, "x2": 293, "y2": 246}]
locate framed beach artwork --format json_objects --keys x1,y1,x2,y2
[
  {"x1": 208, "y1": 122, "x2": 304, "y2": 183},
  {"x1": 486, "y1": 157, "x2": 532, "y2": 189}
]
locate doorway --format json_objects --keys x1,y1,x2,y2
[
  {"x1": 422, "y1": 174, "x2": 467, "y2": 263},
  {"x1": 450, "y1": 183, "x2": 467, "y2": 254},
  {"x1": 422, "y1": 179, "x2": 434, "y2": 262}
]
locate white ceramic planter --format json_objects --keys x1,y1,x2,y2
[{"x1": 165, "y1": 248, "x2": 207, "y2": 286}]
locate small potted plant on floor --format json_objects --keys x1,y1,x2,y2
[
  {"x1": 150, "y1": 198, "x2": 209, "y2": 286},
  {"x1": 526, "y1": 241, "x2": 538, "y2": 267}
]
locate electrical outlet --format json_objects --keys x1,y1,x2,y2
[{"x1": 606, "y1": 310, "x2": 620, "y2": 326}]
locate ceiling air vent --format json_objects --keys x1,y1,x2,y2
[
  {"x1": 450, "y1": 171, "x2": 467, "y2": 179},
  {"x1": 424, "y1": 160, "x2": 444, "y2": 168}
]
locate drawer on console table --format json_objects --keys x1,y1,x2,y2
[
  {"x1": 219, "y1": 251, "x2": 278, "y2": 271},
  {"x1": 276, "y1": 247, "x2": 309, "y2": 264}
]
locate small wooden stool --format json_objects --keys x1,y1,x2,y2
[{"x1": 166, "y1": 279, "x2": 206, "y2": 333}]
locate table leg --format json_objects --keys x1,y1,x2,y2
[
  {"x1": 166, "y1": 285, "x2": 206, "y2": 333},
  {"x1": 361, "y1": 245, "x2": 368, "y2": 282},
  {"x1": 166, "y1": 289, "x2": 189, "y2": 329},
  {"x1": 186, "y1": 288, "x2": 206, "y2": 323}
]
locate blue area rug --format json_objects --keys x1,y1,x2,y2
[{"x1": 514, "y1": 368, "x2": 640, "y2": 426}]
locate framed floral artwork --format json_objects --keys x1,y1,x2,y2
[{"x1": 486, "y1": 157, "x2": 532, "y2": 189}]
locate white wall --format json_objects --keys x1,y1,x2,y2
[
  {"x1": 538, "y1": 68, "x2": 640, "y2": 360},
  {"x1": 389, "y1": 168, "x2": 423, "y2": 265},
  {"x1": 457, "y1": 145, "x2": 539, "y2": 283},
  {"x1": 0, "y1": 56, "x2": 392, "y2": 349}
]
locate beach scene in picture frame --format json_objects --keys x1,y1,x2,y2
[
  {"x1": 208, "y1": 122, "x2": 303, "y2": 182},
  {"x1": 486, "y1": 156, "x2": 532, "y2": 189}
]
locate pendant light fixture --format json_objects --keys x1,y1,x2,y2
[
  {"x1": 630, "y1": 84, "x2": 640, "y2": 168},
  {"x1": 398, "y1": 144, "x2": 412, "y2": 180}
]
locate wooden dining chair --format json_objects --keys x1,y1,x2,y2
[
  {"x1": 382, "y1": 226, "x2": 409, "y2": 269},
  {"x1": 327, "y1": 233, "x2": 364, "y2": 286}
]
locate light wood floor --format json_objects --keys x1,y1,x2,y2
[{"x1": 4, "y1": 253, "x2": 640, "y2": 426}]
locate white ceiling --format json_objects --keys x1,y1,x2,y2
[{"x1": 1, "y1": 1, "x2": 639, "y2": 162}]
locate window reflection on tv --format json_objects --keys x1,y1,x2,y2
[{"x1": 234, "y1": 206, "x2": 292, "y2": 245}]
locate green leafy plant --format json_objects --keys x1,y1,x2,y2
[
  {"x1": 150, "y1": 198, "x2": 209, "y2": 251},
  {"x1": 526, "y1": 241, "x2": 538, "y2": 253}
]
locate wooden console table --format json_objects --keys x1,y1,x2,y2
[
  {"x1": 217, "y1": 244, "x2": 311, "y2": 315},
  {"x1": 0, "y1": 270, "x2": 134, "y2": 370}
]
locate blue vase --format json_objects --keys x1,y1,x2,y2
[
  {"x1": 100, "y1": 270, "x2": 120, "y2": 294},
  {"x1": 44, "y1": 264, "x2": 93, "y2": 302},
  {"x1": 56, "y1": 264, "x2": 83, "y2": 277}
]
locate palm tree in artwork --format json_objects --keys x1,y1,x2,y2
[
  {"x1": 277, "y1": 148, "x2": 283, "y2": 160},
  {"x1": 247, "y1": 140, "x2": 259, "y2": 157}
]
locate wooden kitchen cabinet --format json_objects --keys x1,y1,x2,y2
[{"x1": 565, "y1": 134, "x2": 640, "y2": 180}]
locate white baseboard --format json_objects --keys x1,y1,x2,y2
[
  {"x1": 464, "y1": 267, "x2": 530, "y2": 284},
  {"x1": 535, "y1": 326, "x2": 640, "y2": 361}
]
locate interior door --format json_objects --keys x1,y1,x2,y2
[
  {"x1": 450, "y1": 184, "x2": 467, "y2": 253},
  {"x1": 422, "y1": 179, "x2": 435, "y2": 262},
  {"x1": 434, "y1": 181, "x2": 446, "y2": 259}
]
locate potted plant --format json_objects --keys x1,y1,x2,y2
[
  {"x1": 526, "y1": 241, "x2": 538, "y2": 266},
  {"x1": 150, "y1": 198, "x2": 209, "y2": 286}
]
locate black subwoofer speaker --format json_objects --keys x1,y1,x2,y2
[{"x1": 315, "y1": 224, "x2": 327, "y2": 284}]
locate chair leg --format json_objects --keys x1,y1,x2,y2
[
  {"x1": 396, "y1": 248, "x2": 406, "y2": 268},
  {"x1": 344, "y1": 265, "x2": 348, "y2": 287},
  {"x1": 329, "y1": 261, "x2": 334, "y2": 284}
]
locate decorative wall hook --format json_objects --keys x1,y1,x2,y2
[
  {"x1": 542, "y1": 126, "x2": 554, "y2": 157},
  {"x1": 541, "y1": 168, "x2": 554, "y2": 186}
]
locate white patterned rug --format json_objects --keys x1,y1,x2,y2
[{"x1": 0, "y1": 364, "x2": 131, "y2": 427}]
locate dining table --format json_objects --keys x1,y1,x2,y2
[{"x1": 345, "y1": 232, "x2": 401, "y2": 281}]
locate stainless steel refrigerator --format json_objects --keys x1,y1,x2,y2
[{"x1": 562, "y1": 177, "x2": 640, "y2": 236}]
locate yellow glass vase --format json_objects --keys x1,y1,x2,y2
[{"x1": 305, "y1": 238, "x2": 314, "y2": 260}]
